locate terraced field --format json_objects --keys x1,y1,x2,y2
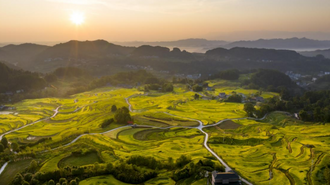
[{"x1": 0, "y1": 85, "x2": 329, "y2": 185}]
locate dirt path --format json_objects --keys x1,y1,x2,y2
[
  {"x1": 0, "y1": 106, "x2": 61, "y2": 141},
  {"x1": 0, "y1": 106, "x2": 61, "y2": 175}
]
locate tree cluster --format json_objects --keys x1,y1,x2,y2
[{"x1": 114, "y1": 107, "x2": 132, "y2": 124}]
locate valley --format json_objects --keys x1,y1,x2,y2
[{"x1": 1, "y1": 81, "x2": 329, "y2": 185}]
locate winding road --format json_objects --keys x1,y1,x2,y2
[
  {"x1": 0, "y1": 106, "x2": 61, "y2": 141},
  {"x1": 0, "y1": 94, "x2": 272, "y2": 184},
  {"x1": 0, "y1": 106, "x2": 61, "y2": 175}
]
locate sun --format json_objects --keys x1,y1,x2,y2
[{"x1": 70, "y1": 12, "x2": 85, "y2": 25}]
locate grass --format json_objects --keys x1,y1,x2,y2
[
  {"x1": 79, "y1": 175, "x2": 132, "y2": 185},
  {"x1": 0, "y1": 159, "x2": 32, "y2": 185},
  {"x1": 58, "y1": 152, "x2": 102, "y2": 168}
]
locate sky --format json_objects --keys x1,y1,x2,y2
[{"x1": 1, "y1": 0, "x2": 330, "y2": 43}]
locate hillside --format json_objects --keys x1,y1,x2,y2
[
  {"x1": 1, "y1": 40, "x2": 330, "y2": 75},
  {"x1": 225, "y1": 37, "x2": 330, "y2": 50},
  {"x1": 0, "y1": 62, "x2": 46, "y2": 94},
  {"x1": 0, "y1": 43, "x2": 49, "y2": 66},
  {"x1": 34, "y1": 40, "x2": 135, "y2": 61},
  {"x1": 300, "y1": 49, "x2": 330, "y2": 59}
]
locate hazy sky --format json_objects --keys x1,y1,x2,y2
[{"x1": 1, "y1": 0, "x2": 330, "y2": 43}]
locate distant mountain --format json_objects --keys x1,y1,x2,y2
[
  {"x1": 131, "y1": 45, "x2": 194, "y2": 60},
  {"x1": 34, "y1": 40, "x2": 135, "y2": 62},
  {"x1": 225, "y1": 37, "x2": 330, "y2": 50},
  {"x1": 206, "y1": 47, "x2": 303, "y2": 61},
  {"x1": 0, "y1": 43, "x2": 49, "y2": 65},
  {"x1": 300, "y1": 49, "x2": 330, "y2": 59},
  {"x1": 115, "y1": 39, "x2": 228, "y2": 53}
]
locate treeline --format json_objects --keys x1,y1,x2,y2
[
  {"x1": 12, "y1": 153, "x2": 224, "y2": 185},
  {"x1": 244, "y1": 90, "x2": 330, "y2": 122},
  {"x1": 241, "y1": 69, "x2": 302, "y2": 100}
]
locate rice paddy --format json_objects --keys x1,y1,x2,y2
[{"x1": 0, "y1": 84, "x2": 329, "y2": 185}]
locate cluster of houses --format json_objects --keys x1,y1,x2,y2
[
  {"x1": 125, "y1": 64, "x2": 154, "y2": 71},
  {"x1": 286, "y1": 71, "x2": 330, "y2": 88},
  {"x1": 175, "y1": 73, "x2": 202, "y2": 80},
  {"x1": 0, "y1": 89, "x2": 24, "y2": 96},
  {"x1": 217, "y1": 92, "x2": 264, "y2": 103},
  {"x1": 211, "y1": 170, "x2": 241, "y2": 185},
  {"x1": 0, "y1": 105, "x2": 16, "y2": 111}
]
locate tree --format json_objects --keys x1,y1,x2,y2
[
  {"x1": 225, "y1": 94, "x2": 242, "y2": 103},
  {"x1": 1, "y1": 137, "x2": 8, "y2": 148},
  {"x1": 28, "y1": 160, "x2": 38, "y2": 173},
  {"x1": 111, "y1": 105, "x2": 117, "y2": 112},
  {"x1": 162, "y1": 83, "x2": 174, "y2": 92},
  {"x1": 22, "y1": 181, "x2": 30, "y2": 185},
  {"x1": 114, "y1": 107, "x2": 132, "y2": 124},
  {"x1": 194, "y1": 94, "x2": 200, "y2": 100},
  {"x1": 94, "y1": 162, "x2": 100, "y2": 173},
  {"x1": 299, "y1": 110, "x2": 309, "y2": 121},
  {"x1": 325, "y1": 165, "x2": 330, "y2": 185},
  {"x1": 12, "y1": 173, "x2": 24, "y2": 185},
  {"x1": 24, "y1": 173, "x2": 33, "y2": 182},
  {"x1": 192, "y1": 85, "x2": 203, "y2": 92},
  {"x1": 100, "y1": 118, "x2": 114, "y2": 128},
  {"x1": 48, "y1": 180, "x2": 55, "y2": 185},
  {"x1": 244, "y1": 103, "x2": 255, "y2": 117},
  {"x1": 0, "y1": 143, "x2": 4, "y2": 152},
  {"x1": 69, "y1": 180, "x2": 77, "y2": 185},
  {"x1": 11, "y1": 142, "x2": 19, "y2": 152},
  {"x1": 59, "y1": 178, "x2": 67, "y2": 184},
  {"x1": 106, "y1": 163, "x2": 113, "y2": 173}
]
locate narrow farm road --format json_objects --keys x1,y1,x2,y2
[
  {"x1": 0, "y1": 106, "x2": 61, "y2": 175},
  {"x1": 0, "y1": 162, "x2": 9, "y2": 176},
  {"x1": 0, "y1": 94, "x2": 271, "y2": 181},
  {"x1": 0, "y1": 106, "x2": 61, "y2": 141},
  {"x1": 125, "y1": 94, "x2": 274, "y2": 185}
]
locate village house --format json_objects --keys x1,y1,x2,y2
[
  {"x1": 206, "y1": 87, "x2": 213, "y2": 91},
  {"x1": 211, "y1": 171, "x2": 241, "y2": 185},
  {"x1": 218, "y1": 93, "x2": 227, "y2": 99},
  {"x1": 255, "y1": 97, "x2": 264, "y2": 102}
]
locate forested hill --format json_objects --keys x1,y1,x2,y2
[
  {"x1": 206, "y1": 47, "x2": 303, "y2": 61},
  {"x1": 1, "y1": 40, "x2": 330, "y2": 75},
  {"x1": 0, "y1": 43, "x2": 49, "y2": 66},
  {"x1": 34, "y1": 40, "x2": 135, "y2": 61},
  {"x1": 0, "y1": 62, "x2": 46, "y2": 93}
]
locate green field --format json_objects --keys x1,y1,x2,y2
[{"x1": 0, "y1": 84, "x2": 329, "y2": 185}]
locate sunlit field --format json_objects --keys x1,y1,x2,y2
[{"x1": 0, "y1": 84, "x2": 329, "y2": 185}]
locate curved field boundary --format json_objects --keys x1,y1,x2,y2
[
  {"x1": 0, "y1": 106, "x2": 61, "y2": 141},
  {"x1": 276, "y1": 168, "x2": 295, "y2": 185},
  {"x1": 125, "y1": 94, "x2": 277, "y2": 185},
  {"x1": 0, "y1": 93, "x2": 284, "y2": 183}
]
